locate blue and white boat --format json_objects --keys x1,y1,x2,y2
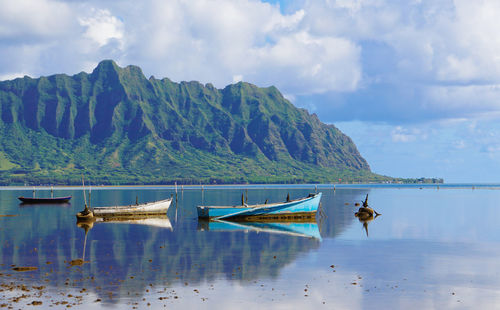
[{"x1": 197, "y1": 192, "x2": 322, "y2": 220}]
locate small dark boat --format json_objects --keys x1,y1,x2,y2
[{"x1": 18, "y1": 196, "x2": 72, "y2": 204}]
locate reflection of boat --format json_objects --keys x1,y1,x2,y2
[
  {"x1": 197, "y1": 192, "x2": 322, "y2": 220},
  {"x1": 198, "y1": 219, "x2": 321, "y2": 240},
  {"x1": 76, "y1": 198, "x2": 172, "y2": 220},
  {"x1": 72, "y1": 214, "x2": 173, "y2": 265},
  {"x1": 18, "y1": 196, "x2": 72, "y2": 204},
  {"x1": 94, "y1": 214, "x2": 172, "y2": 230}
]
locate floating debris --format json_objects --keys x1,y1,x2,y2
[
  {"x1": 12, "y1": 267, "x2": 38, "y2": 272},
  {"x1": 68, "y1": 259, "x2": 89, "y2": 267}
]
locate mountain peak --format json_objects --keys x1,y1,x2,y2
[
  {"x1": 91, "y1": 59, "x2": 120, "y2": 76},
  {"x1": 123, "y1": 64, "x2": 144, "y2": 77},
  {"x1": 0, "y1": 60, "x2": 379, "y2": 184}
]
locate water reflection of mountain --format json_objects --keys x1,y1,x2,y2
[
  {"x1": 1, "y1": 222, "x2": 320, "y2": 302},
  {"x1": 0, "y1": 188, "x2": 367, "y2": 302}
]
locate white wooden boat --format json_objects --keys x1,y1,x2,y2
[
  {"x1": 93, "y1": 198, "x2": 172, "y2": 216},
  {"x1": 76, "y1": 197, "x2": 172, "y2": 220}
]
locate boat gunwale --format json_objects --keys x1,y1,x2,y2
[
  {"x1": 18, "y1": 196, "x2": 72, "y2": 200},
  {"x1": 92, "y1": 198, "x2": 172, "y2": 211},
  {"x1": 197, "y1": 193, "x2": 320, "y2": 209}
]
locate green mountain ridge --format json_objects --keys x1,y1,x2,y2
[{"x1": 0, "y1": 60, "x2": 389, "y2": 185}]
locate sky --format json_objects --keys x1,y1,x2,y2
[{"x1": 1, "y1": 0, "x2": 500, "y2": 183}]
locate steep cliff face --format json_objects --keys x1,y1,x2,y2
[{"x1": 0, "y1": 60, "x2": 376, "y2": 184}]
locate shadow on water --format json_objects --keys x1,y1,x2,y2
[{"x1": 0, "y1": 187, "x2": 369, "y2": 302}]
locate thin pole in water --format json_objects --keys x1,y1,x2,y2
[
  {"x1": 175, "y1": 181, "x2": 178, "y2": 211},
  {"x1": 201, "y1": 186, "x2": 204, "y2": 205},
  {"x1": 82, "y1": 175, "x2": 88, "y2": 209},
  {"x1": 175, "y1": 193, "x2": 178, "y2": 223},
  {"x1": 88, "y1": 181, "x2": 91, "y2": 209}
]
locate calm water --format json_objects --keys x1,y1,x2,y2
[{"x1": 1, "y1": 185, "x2": 500, "y2": 309}]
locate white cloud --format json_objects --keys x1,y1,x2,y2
[
  {"x1": 119, "y1": 0, "x2": 360, "y2": 94},
  {"x1": 232, "y1": 75, "x2": 243, "y2": 83},
  {"x1": 424, "y1": 84, "x2": 500, "y2": 114},
  {"x1": 453, "y1": 140, "x2": 466, "y2": 149},
  {"x1": 0, "y1": 0, "x2": 73, "y2": 38},
  {"x1": 296, "y1": 0, "x2": 500, "y2": 122},
  {"x1": 0, "y1": 73, "x2": 28, "y2": 81},
  {"x1": 0, "y1": 0, "x2": 362, "y2": 96},
  {"x1": 391, "y1": 126, "x2": 419, "y2": 143},
  {"x1": 247, "y1": 31, "x2": 361, "y2": 94},
  {"x1": 2, "y1": 0, "x2": 500, "y2": 126},
  {"x1": 79, "y1": 9, "x2": 125, "y2": 48},
  {"x1": 0, "y1": 1, "x2": 129, "y2": 79}
]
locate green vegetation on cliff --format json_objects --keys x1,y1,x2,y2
[{"x1": 0, "y1": 60, "x2": 391, "y2": 185}]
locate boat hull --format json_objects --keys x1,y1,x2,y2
[
  {"x1": 197, "y1": 193, "x2": 322, "y2": 220},
  {"x1": 92, "y1": 198, "x2": 172, "y2": 217},
  {"x1": 18, "y1": 196, "x2": 72, "y2": 204}
]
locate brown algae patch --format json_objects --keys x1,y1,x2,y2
[
  {"x1": 67, "y1": 259, "x2": 89, "y2": 266},
  {"x1": 12, "y1": 267, "x2": 38, "y2": 272}
]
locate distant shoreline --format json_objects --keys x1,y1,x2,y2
[{"x1": 1, "y1": 183, "x2": 496, "y2": 191}]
